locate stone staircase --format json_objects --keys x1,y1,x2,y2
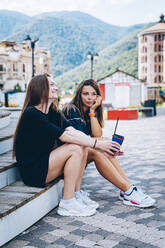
[{"x1": 0, "y1": 109, "x2": 64, "y2": 247}]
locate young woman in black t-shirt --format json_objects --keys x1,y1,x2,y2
[
  {"x1": 12, "y1": 74, "x2": 118, "y2": 216},
  {"x1": 63, "y1": 79, "x2": 155, "y2": 208}
]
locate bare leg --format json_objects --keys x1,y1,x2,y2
[
  {"x1": 46, "y1": 144, "x2": 85, "y2": 200},
  {"x1": 97, "y1": 137, "x2": 131, "y2": 185},
  {"x1": 88, "y1": 148, "x2": 131, "y2": 192},
  {"x1": 75, "y1": 147, "x2": 88, "y2": 192},
  {"x1": 108, "y1": 156, "x2": 131, "y2": 185}
]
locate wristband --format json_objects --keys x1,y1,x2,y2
[
  {"x1": 89, "y1": 112, "x2": 95, "y2": 117},
  {"x1": 93, "y1": 139, "x2": 97, "y2": 148}
]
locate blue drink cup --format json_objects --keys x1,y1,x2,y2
[
  {"x1": 112, "y1": 134, "x2": 124, "y2": 146},
  {"x1": 111, "y1": 134, "x2": 124, "y2": 153}
]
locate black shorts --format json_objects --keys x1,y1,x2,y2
[{"x1": 19, "y1": 153, "x2": 50, "y2": 188}]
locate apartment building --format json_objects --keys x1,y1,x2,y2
[
  {"x1": 0, "y1": 40, "x2": 51, "y2": 91},
  {"x1": 138, "y1": 15, "x2": 165, "y2": 86}
]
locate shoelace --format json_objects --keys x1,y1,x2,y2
[
  {"x1": 80, "y1": 190, "x2": 90, "y2": 197},
  {"x1": 137, "y1": 188, "x2": 150, "y2": 200},
  {"x1": 133, "y1": 187, "x2": 150, "y2": 201}
]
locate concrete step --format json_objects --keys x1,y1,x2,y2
[
  {"x1": 0, "y1": 110, "x2": 11, "y2": 129},
  {"x1": 0, "y1": 151, "x2": 20, "y2": 190},
  {"x1": 0, "y1": 118, "x2": 17, "y2": 155},
  {"x1": 0, "y1": 179, "x2": 64, "y2": 247},
  {"x1": 0, "y1": 111, "x2": 64, "y2": 247}
]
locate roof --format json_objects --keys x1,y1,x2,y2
[
  {"x1": 0, "y1": 41, "x2": 16, "y2": 47},
  {"x1": 97, "y1": 69, "x2": 145, "y2": 83},
  {"x1": 140, "y1": 22, "x2": 165, "y2": 35},
  {"x1": 140, "y1": 15, "x2": 165, "y2": 35}
]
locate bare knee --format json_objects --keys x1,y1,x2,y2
[
  {"x1": 67, "y1": 144, "x2": 84, "y2": 157},
  {"x1": 87, "y1": 147, "x2": 100, "y2": 160}
]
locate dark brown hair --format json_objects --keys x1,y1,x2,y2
[
  {"x1": 64, "y1": 79, "x2": 104, "y2": 127},
  {"x1": 12, "y1": 73, "x2": 57, "y2": 158}
]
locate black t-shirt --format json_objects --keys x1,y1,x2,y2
[
  {"x1": 15, "y1": 105, "x2": 70, "y2": 167},
  {"x1": 63, "y1": 105, "x2": 92, "y2": 136}
]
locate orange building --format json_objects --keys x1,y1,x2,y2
[{"x1": 138, "y1": 15, "x2": 165, "y2": 87}]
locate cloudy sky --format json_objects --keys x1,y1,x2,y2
[{"x1": 0, "y1": 0, "x2": 165, "y2": 26}]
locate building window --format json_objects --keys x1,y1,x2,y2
[
  {"x1": 154, "y1": 75, "x2": 163, "y2": 83},
  {"x1": 154, "y1": 56, "x2": 157, "y2": 62},
  {"x1": 154, "y1": 44, "x2": 157, "y2": 52},
  {"x1": 159, "y1": 65, "x2": 161, "y2": 72},
  {"x1": 158, "y1": 55, "x2": 163, "y2": 62},
  {"x1": 145, "y1": 37, "x2": 147, "y2": 42},
  {"x1": 142, "y1": 46, "x2": 147, "y2": 53},
  {"x1": 159, "y1": 75, "x2": 162, "y2": 82},
  {"x1": 145, "y1": 56, "x2": 147, "y2": 62},
  {"x1": 158, "y1": 45, "x2": 162, "y2": 52},
  {"x1": 0, "y1": 64, "x2": 3, "y2": 71},
  {"x1": 154, "y1": 65, "x2": 157, "y2": 72},
  {"x1": 154, "y1": 35, "x2": 157, "y2": 41},
  {"x1": 23, "y1": 64, "x2": 25, "y2": 72},
  {"x1": 158, "y1": 33, "x2": 162, "y2": 41},
  {"x1": 154, "y1": 76, "x2": 157, "y2": 83},
  {"x1": 13, "y1": 63, "x2": 17, "y2": 72}
]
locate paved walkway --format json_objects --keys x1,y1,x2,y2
[{"x1": 3, "y1": 115, "x2": 165, "y2": 248}]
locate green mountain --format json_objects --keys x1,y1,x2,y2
[
  {"x1": 55, "y1": 26, "x2": 151, "y2": 90},
  {"x1": 1, "y1": 10, "x2": 146, "y2": 79},
  {"x1": 0, "y1": 10, "x2": 31, "y2": 40}
]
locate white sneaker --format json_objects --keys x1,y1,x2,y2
[
  {"x1": 76, "y1": 190, "x2": 99, "y2": 209},
  {"x1": 136, "y1": 188, "x2": 156, "y2": 205},
  {"x1": 118, "y1": 188, "x2": 155, "y2": 204},
  {"x1": 57, "y1": 197, "x2": 96, "y2": 216},
  {"x1": 123, "y1": 186, "x2": 156, "y2": 208}
]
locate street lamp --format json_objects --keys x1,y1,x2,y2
[
  {"x1": 25, "y1": 35, "x2": 39, "y2": 77},
  {"x1": 87, "y1": 51, "x2": 99, "y2": 79}
]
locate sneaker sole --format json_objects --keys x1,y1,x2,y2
[
  {"x1": 57, "y1": 208, "x2": 96, "y2": 217},
  {"x1": 123, "y1": 199, "x2": 155, "y2": 208},
  {"x1": 118, "y1": 195, "x2": 124, "y2": 201}
]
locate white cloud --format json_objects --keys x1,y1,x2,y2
[
  {"x1": 0, "y1": 0, "x2": 80, "y2": 15},
  {"x1": 0, "y1": 0, "x2": 164, "y2": 26},
  {"x1": 110, "y1": 0, "x2": 135, "y2": 4}
]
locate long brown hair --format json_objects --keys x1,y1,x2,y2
[
  {"x1": 64, "y1": 79, "x2": 104, "y2": 127},
  {"x1": 12, "y1": 73, "x2": 56, "y2": 158}
]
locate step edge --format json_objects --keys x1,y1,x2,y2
[
  {"x1": 0, "y1": 180, "x2": 63, "y2": 247},
  {"x1": 0, "y1": 162, "x2": 17, "y2": 173},
  {"x1": 0, "y1": 112, "x2": 11, "y2": 118},
  {"x1": 0, "y1": 177, "x2": 63, "y2": 219},
  {"x1": 0, "y1": 134, "x2": 13, "y2": 142}
]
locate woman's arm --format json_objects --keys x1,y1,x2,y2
[
  {"x1": 89, "y1": 114, "x2": 102, "y2": 137},
  {"x1": 59, "y1": 127, "x2": 120, "y2": 155},
  {"x1": 89, "y1": 95, "x2": 102, "y2": 137}
]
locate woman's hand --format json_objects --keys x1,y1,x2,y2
[
  {"x1": 95, "y1": 139, "x2": 120, "y2": 156},
  {"x1": 90, "y1": 95, "x2": 102, "y2": 112}
]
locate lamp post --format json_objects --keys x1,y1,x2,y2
[
  {"x1": 87, "y1": 51, "x2": 99, "y2": 79},
  {"x1": 25, "y1": 35, "x2": 39, "y2": 77}
]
